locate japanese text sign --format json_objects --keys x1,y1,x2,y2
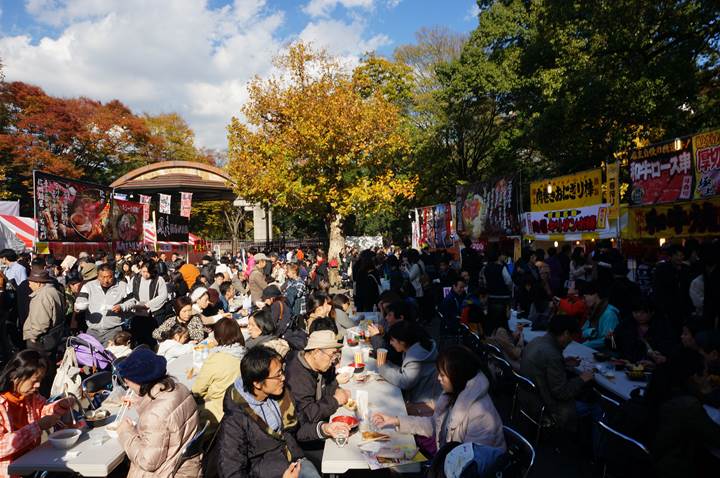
[
  {"x1": 156, "y1": 212, "x2": 189, "y2": 242},
  {"x1": 33, "y1": 171, "x2": 112, "y2": 242},
  {"x1": 112, "y1": 199, "x2": 144, "y2": 252},
  {"x1": 530, "y1": 169, "x2": 602, "y2": 212},
  {"x1": 692, "y1": 129, "x2": 720, "y2": 199},
  {"x1": 626, "y1": 197, "x2": 720, "y2": 239},
  {"x1": 524, "y1": 204, "x2": 610, "y2": 239},
  {"x1": 628, "y1": 137, "x2": 694, "y2": 205}
]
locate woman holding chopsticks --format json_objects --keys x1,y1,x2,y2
[
  {"x1": 114, "y1": 348, "x2": 201, "y2": 478},
  {"x1": 0, "y1": 350, "x2": 77, "y2": 477}
]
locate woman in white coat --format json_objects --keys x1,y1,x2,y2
[{"x1": 373, "y1": 345, "x2": 506, "y2": 451}]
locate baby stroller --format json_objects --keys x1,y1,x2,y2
[{"x1": 51, "y1": 334, "x2": 117, "y2": 408}]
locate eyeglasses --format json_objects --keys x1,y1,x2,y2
[
  {"x1": 319, "y1": 349, "x2": 341, "y2": 361},
  {"x1": 265, "y1": 366, "x2": 286, "y2": 381}
]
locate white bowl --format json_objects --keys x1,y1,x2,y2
[{"x1": 48, "y1": 429, "x2": 82, "y2": 449}]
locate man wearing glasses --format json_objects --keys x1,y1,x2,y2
[{"x1": 285, "y1": 330, "x2": 351, "y2": 468}]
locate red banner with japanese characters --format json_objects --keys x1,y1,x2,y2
[{"x1": 628, "y1": 137, "x2": 694, "y2": 206}]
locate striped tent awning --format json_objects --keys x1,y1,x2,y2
[{"x1": 0, "y1": 215, "x2": 35, "y2": 248}]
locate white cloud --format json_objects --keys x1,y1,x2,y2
[
  {"x1": 465, "y1": 2, "x2": 480, "y2": 21},
  {"x1": 299, "y1": 18, "x2": 391, "y2": 58},
  {"x1": 0, "y1": 0, "x2": 391, "y2": 149},
  {"x1": 303, "y1": 0, "x2": 375, "y2": 18}
]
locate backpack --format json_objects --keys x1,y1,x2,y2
[{"x1": 68, "y1": 334, "x2": 116, "y2": 371}]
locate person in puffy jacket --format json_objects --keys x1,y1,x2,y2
[
  {"x1": 115, "y1": 348, "x2": 200, "y2": 478},
  {"x1": 377, "y1": 320, "x2": 439, "y2": 406},
  {"x1": 373, "y1": 345, "x2": 505, "y2": 451}
]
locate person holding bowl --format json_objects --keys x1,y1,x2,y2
[{"x1": 0, "y1": 350, "x2": 77, "y2": 476}]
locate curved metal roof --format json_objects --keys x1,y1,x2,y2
[{"x1": 110, "y1": 160, "x2": 237, "y2": 201}]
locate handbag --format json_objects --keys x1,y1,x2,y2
[
  {"x1": 37, "y1": 321, "x2": 66, "y2": 353},
  {"x1": 51, "y1": 346, "x2": 83, "y2": 399}
]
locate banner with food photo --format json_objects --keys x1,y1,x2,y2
[
  {"x1": 156, "y1": 212, "x2": 189, "y2": 243},
  {"x1": 625, "y1": 197, "x2": 720, "y2": 239},
  {"x1": 34, "y1": 171, "x2": 112, "y2": 242},
  {"x1": 523, "y1": 204, "x2": 611, "y2": 241},
  {"x1": 456, "y1": 176, "x2": 521, "y2": 240},
  {"x1": 692, "y1": 129, "x2": 720, "y2": 199},
  {"x1": 112, "y1": 199, "x2": 144, "y2": 252},
  {"x1": 628, "y1": 137, "x2": 694, "y2": 206},
  {"x1": 529, "y1": 168, "x2": 603, "y2": 212}
]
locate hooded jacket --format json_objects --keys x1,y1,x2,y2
[
  {"x1": 118, "y1": 382, "x2": 200, "y2": 478},
  {"x1": 192, "y1": 344, "x2": 245, "y2": 428},
  {"x1": 378, "y1": 340, "x2": 439, "y2": 405},
  {"x1": 216, "y1": 378, "x2": 316, "y2": 478},
  {"x1": 398, "y1": 372, "x2": 506, "y2": 450}
]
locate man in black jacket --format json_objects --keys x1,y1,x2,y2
[
  {"x1": 285, "y1": 330, "x2": 350, "y2": 469},
  {"x1": 217, "y1": 346, "x2": 348, "y2": 478}
]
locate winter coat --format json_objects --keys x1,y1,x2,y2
[
  {"x1": 518, "y1": 333, "x2": 586, "y2": 431},
  {"x1": 192, "y1": 344, "x2": 245, "y2": 428},
  {"x1": 157, "y1": 339, "x2": 196, "y2": 362},
  {"x1": 23, "y1": 284, "x2": 65, "y2": 342},
  {"x1": 153, "y1": 315, "x2": 208, "y2": 342},
  {"x1": 248, "y1": 269, "x2": 268, "y2": 304},
  {"x1": 378, "y1": 340, "x2": 439, "y2": 405},
  {"x1": 581, "y1": 303, "x2": 620, "y2": 350},
  {"x1": 216, "y1": 381, "x2": 317, "y2": 478},
  {"x1": 284, "y1": 351, "x2": 339, "y2": 434},
  {"x1": 398, "y1": 372, "x2": 505, "y2": 450},
  {"x1": 118, "y1": 382, "x2": 200, "y2": 478},
  {"x1": 0, "y1": 394, "x2": 78, "y2": 477},
  {"x1": 75, "y1": 278, "x2": 133, "y2": 332}
]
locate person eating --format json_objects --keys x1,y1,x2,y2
[
  {"x1": 285, "y1": 330, "x2": 350, "y2": 468},
  {"x1": 114, "y1": 348, "x2": 200, "y2": 478},
  {"x1": 372, "y1": 345, "x2": 505, "y2": 453},
  {"x1": 0, "y1": 350, "x2": 77, "y2": 476}
]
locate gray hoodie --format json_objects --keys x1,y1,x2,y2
[{"x1": 378, "y1": 340, "x2": 439, "y2": 404}]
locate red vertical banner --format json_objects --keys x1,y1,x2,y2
[
  {"x1": 180, "y1": 192, "x2": 193, "y2": 218},
  {"x1": 139, "y1": 194, "x2": 151, "y2": 222}
]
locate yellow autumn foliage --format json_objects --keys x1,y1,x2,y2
[{"x1": 227, "y1": 43, "x2": 417, "y2": 240}]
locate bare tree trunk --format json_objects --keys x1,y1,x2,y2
[{"x1": 327, "y1": 213, "x2": 345, "y2": 260}]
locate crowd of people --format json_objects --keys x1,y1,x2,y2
[{"x1": 0, "y1": 238, "x2": 718, "y2": 477}]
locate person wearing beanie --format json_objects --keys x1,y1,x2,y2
[{"x1": 114, "y1": 348, "x2": 200, "y2": 478}]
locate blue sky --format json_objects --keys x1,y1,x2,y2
[{"x1": 0, "y1": 1, "x2": 479, "y2": 148}]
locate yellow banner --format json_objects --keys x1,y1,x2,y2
[
  {"x1": 530, "y1": 169, "x2": 603, "y2": 212},
  {"x1": 606, "y1": 162, "x2": 620, "y2": 219},
  {"x1": 626, "y1": 197, "x2": 720, "y2": 239}
]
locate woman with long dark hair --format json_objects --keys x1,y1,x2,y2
[
  {"x1": 115, "y1": 348, "x2": 200, "y2": 477},
  {"x1": 373, "y1": 345, "x2": 505, "y2": 452}
]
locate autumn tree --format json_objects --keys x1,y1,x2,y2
[
  {"x1": 0, "y1": 81, "x2": 155, "y2": 210},
  {"x1": 144, "y1": 113, "x2": 215, "y2": 164},
  {"x1": 227, "y1": 43, "x2": 416, "y2": 258}
]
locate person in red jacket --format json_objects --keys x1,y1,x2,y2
[{"x1": 0, "y1": 350, "x2": 77, "y2": 477}]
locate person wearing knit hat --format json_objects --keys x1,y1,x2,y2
[
  {"x1": 284, "y1": 330, "x2": 350, "y2": 468},
  {"x1": 114, "y1": 347, "x2": 201, "y2": 477},
  {"x1": 178, "y1": 263, "x2": 201, "y2": 290}
]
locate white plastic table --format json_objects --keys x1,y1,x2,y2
[
  {"x1": 166, "y1": 351, "x2": 197, "y2": 389},
  {"x1": 8, "y1": 410, "x2": 129, "y2": 477},
  {"x1": 321, "y1": 342, "x2": 420, "y2": 476},
  {"x1": 508, "y1": 317, "x2": 644, "y2": 400}
]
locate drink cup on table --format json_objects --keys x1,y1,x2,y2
[
  {"x1": 354, "y1": 350, "x2": 363, "y2": 366},
  {"x1": 362, "y1": 348, "x2": 371, "y2": 363},
  {"x1": 377, "y1": 348, "x2": 388, "y2": 366},
  {"x1": 334, "y1": 429, "x2": 349, "y2": 448}
]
